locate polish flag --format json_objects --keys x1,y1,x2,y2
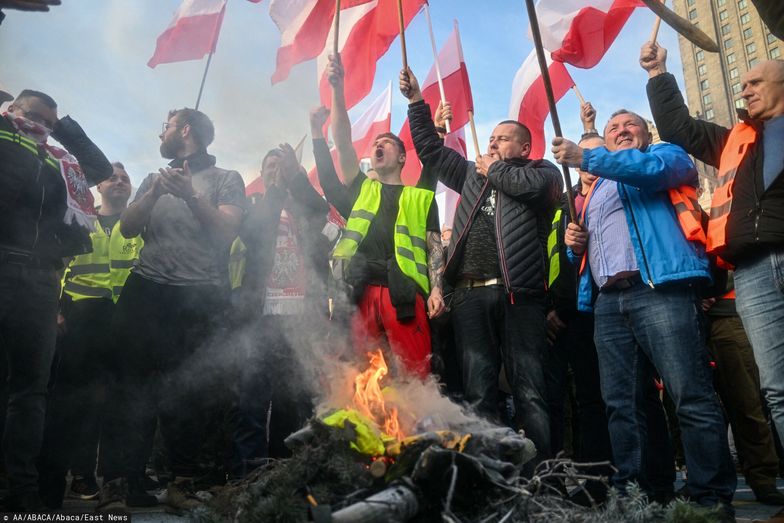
[
  {"x1": 534, "y1": 0, "x2": 641, "y2": 68},
  {"x1": 397, "y1": 22, "x2": 474, "y2": 185},
  {"x1": 317, "y1": 0, "x2": 425, "y2": 111},
  {"x1": 306, "y1": 84, "x2": 392, "y2": 192},
  {"x1": 148, "y1": 0, "x2": 227, "y2": 68},
  {"x1": 508, "y1": 50, "x2": 574, "y2": 160},
  {"x1": 270, "y1": 0, "x2": 334, "y2": 84}
]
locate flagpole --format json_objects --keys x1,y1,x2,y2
[
  {"x1": 571, "y1": 85, "x2": 586, "y2": 107},
  {"x1": 468, "y1": 110, "x2": 481, "y2": 158},
  {"x1": 423, "y1": 2, "x2": 450, "y2": 133},
  {"x1": 195, "y1": 51, "x2": 214, "y2": 111},
  {"x1": 650, "y1": 0, "x2": 664, "y2": 43},
  {"x1": 524, "y1": 0, "x2": 577, "y2": 223},
  {"x1": 333, "y1": 0, "x2": 341, "y2": 55},
  {"x1": 397, "y1": 0, "x2": 409, "y2": 71}
]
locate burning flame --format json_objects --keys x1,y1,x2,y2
[{"x1": 352, "y1": 349, "x2": 404, "y2": 441}]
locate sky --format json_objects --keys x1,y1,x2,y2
[{"x1": 0, "y1": 0, "x2": 689, "y2": 193}]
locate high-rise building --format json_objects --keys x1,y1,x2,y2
[{"x1": 672, "y1": 0, "x2": 781, "y2": 202}]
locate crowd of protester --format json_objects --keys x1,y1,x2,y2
[{"x1": 1, "y1": 36, "x2": 784, "y2": 523}]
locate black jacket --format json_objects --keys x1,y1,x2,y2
[
  {"x1": 236, "y1": 172, "x2": 330, "y2": 317},
  {"x1": 408, "y1": 100, "x2": 563, "y2": 295},
  {"x1": 0, "y1": 115, "x2": 112, "y2": 264},
  {"x1": 647, "y1": 72, "x2": 784, "y2": 264}
]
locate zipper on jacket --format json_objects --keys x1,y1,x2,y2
[
  {"x1": 620, "y1": 184, "x2": 655, "y2": 288},
  {"x1": 32, "y1": 159, "x2": 44, "y2": 252},
  {"x1": 494, "y1": 190, "x2": 513, "y2": 298}
]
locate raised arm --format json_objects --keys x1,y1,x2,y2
[
  {"x1": 328, "y1": 54, "x2": 361, "y2": 187},
  {"x1": 120, "y1": 173, "x2": 167, "y2": 238},
  {"x1": 400, "y1": 67, "x2": 471, "y2": 193},
  {"x1": 641, "y1": 41, "x2": 730, "y2": 167},
  {"x1": 51, "y1": 115, "x2": 112, "y2": 186},
  {"x1": 311, "y1": 106, "x2": 355, "y2": 219}
]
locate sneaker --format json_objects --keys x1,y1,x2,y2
[
  {"x1": 165, "y1": 478, "x2": 203, "y2": 514},
  {"x1": 753, "y1": 485, "x2": 784, "y2": 505},
  {"x1": 69, "y1": 476, "x2": 100, "y2": 500},
  {"x1": 95, "y1": 478, "x2": 128, "y2": 514}
]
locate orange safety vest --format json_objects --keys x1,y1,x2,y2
[
  {"x1": 706, "y1": 123, "x2": 758, "y2": 269},
  {"x1": 668, "y1": 185, "x2": 707, "y2": 245}
]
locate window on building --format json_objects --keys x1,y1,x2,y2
[
  {"x1": 688, "y1": 0, "x2": 696, "y2": 4},
  {"x1": 743, "y1": 27, "x2": 753, "y2": 38},
  {"x1": 706, "y1": 108, "x2": 715, "y2": 120},
  {"x1": 722, "y1": 24, "x2": 732, "y2": 35},
  {"x1": 689, "y1": 8, "x2": 698, "y2": 20},
  {"x1": 737, "y1": 0, "x2": 748, "y2": 8},
  {"x1": 727, "y1": 52, "x2": 736, "y2": 63},
  {"x1": 749, "y1": 57, "x2": 760, "y2": 67},
  {"x1": 740, "y1": 13, "x2": 751, "y2": 25},
  {"x1": 700, "y1": 79, "x2": 710, "y2": 90},
  {"x1": 772, "y1": 47, "x2": 781, "y2": 59},
  {"x1": 696, "y1": 49, "x2": 705, "y2": 61},
  {"x1": 730, "y1": 67, "x2": 739, "y2": 78},
  {"x1": 719, "y1": 10, "x2": 728, "y2": 21},
  {"x1": 735, "y1": 99, "x2": 745, "y2": 109},
  {"x1": 717, "y1": 0, "x2": 726, "y2": 6},
  {"x1": 768, "y1": 32, "x2": 777, "y2": 44},
  {"x1": 747, "y1": 42, "x2": 757, "y2": 53},
  {"x1": 732, "y1": 82, "x2": 742, "y2": 94},
  {"x1": 698, "y1": 64, "x2": 707, "y2": 76},
  {"x1": 703, "y1": 94, "x2": 712, "y2": 105},
  {"x1": 725, "y1": 38, "x2": 734, "y2": 49}
]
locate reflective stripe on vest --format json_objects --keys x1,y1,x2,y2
[
  {"x1": 668, "y1": 185, "x2": 707, "y2": 244},
  {"x1": 62, "y1": 220, "x2": 142, "y2": 302},
  {"x1": 0, "y1": 130, "x2": 59, "y2": 170},
  {"x1": 228, "y1": 237, "x2": 247, "y2": 290},
  {"x1": 707, "y1": 123, "x2": 757, "y2": 269},
  {"x1": 547, "y1": 208, "x2": 562, "y2": 287},
  {"x1": 333, "y1": 178, "x2": 434, "y2": 294}
]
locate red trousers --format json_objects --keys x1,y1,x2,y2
[{"x1": 351, "y1": 285, "x2": 431, "y2": 379}]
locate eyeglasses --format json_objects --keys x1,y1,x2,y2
[{"x1": 161, "y1": 122, "x2": 181, "y2": 133}]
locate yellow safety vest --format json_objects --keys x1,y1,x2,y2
[
  {"x1": 333, "y1": 178, "x2": 434, "y2": 295},
  {"x1": 0, "y1": 129, "x2": 59, "y2": 170},
  {"x1": 547, "y1": 208, "x2": 562, "y2": 288},
  {"x1": 228, "y1": 237, "x2": 247, "y2": 290},
  {"x1": 62, "y1": 219, "x2": 143, "y2": 303}
]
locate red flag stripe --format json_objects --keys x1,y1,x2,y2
[
  {"x1": 534, "y1": 0, "x2": 641, "y2": 68},
  {"x1": 148, "y1": 0, "x2": 227, "y2": 68},
  {"x1": 508, "y1": 50, "x2": 574, "y2": 160}
]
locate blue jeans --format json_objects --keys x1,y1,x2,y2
[
  {"x1": 735, "y1": 247, "x2": 784, "y2": 443},
  {"x1": 593, "y1": 282, "x2": 735, "y2": 507}
]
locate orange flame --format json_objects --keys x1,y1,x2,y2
[{"x1": 352, "y1": 349, "x2": 405, "y2": 440}]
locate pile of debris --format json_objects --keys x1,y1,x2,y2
[{"x1": 193, "y1": 350, "x2": 721, "y2": 523}]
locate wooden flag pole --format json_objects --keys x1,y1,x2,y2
[
  {"x1": 423, "y1": 2, "x2": 450, "y2": 133},
  {"x1": 524, "y1": 0, "x2": 577, "y2": 223},
  {"x1": 397, "y1": 0, "x2": 408, "y2": 71},
  {"x1": 650, "y1": 0, "x2": 664, "y2": 43},
  {"x1": 468, "y1": 110, "x2": 481, "y2": 158},
  {"x1": 572, "y1": 85, "x2": 586, "y2": 107},
  {"x1": 333, "y1": 0, "x2": 341, "y2": 56}
]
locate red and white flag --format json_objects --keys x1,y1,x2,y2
[
  {"x1": 317, "y1": 0, "x2": 424, "y2": 111},
  {"x1": 269, "y1": 0, "x2": 335, "y2": 84},
  {"x1": 397, "y1": 22, "x2": 473, "y2": 185},
  {"x1": 307, "y1": 84, "x2": 392, "y2": 191},
  {"x1": 508, "y1": 50, "x2": 574, "y2": 160},
  {"x1": 148, "y1": 0, "x2": 228, "y2": 68},
  {"x1": 533, "y1": 0, "x2": 641, "y2": 68}
]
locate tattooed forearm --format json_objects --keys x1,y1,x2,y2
[{"x1": 426, "y1": 231, "x2": 444, "y2": 291}]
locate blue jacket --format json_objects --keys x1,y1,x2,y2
[{"x1": 569, "y1": 142, "x2": 711, "y2": 312}]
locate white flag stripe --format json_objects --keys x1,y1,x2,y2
[
  {"x1": 270, "y1": 0, "x2": 320, "y2": 47},
  {"x1": 351, "y1": 83, "x2": 391, "y2": 139}
]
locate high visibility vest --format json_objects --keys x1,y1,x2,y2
[
  {"x1": 668, "y1": 185, "x2": 708, "y2": 245},
  {"x1": 62, "y1": 220, "x2": 143, "y2": 303},
  {"x1": 228, "y1": 237, "x2": 247, "y2": 290},
  {"x1": 333, "y1": 178, "x2": 434, "y2": 295},
  {"x1": 547, "y1": 209, "x2": 562, "y2": 287},
  {"x1": 706, "y1": 123, "x2": 758, "y2": 269},
  {"x1": 0, "y1": 129, "x2": 59, "y2": 170}
]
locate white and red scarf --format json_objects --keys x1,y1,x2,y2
[{"x1": 6, "y1": 113, "x2": 96, "y2": 231}]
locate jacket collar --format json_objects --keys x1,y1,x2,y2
[
  {"x1": 168, "y1": 150, "x2": 216, "y2": 172},
  {"x1": 737, "y1": 108, "x2": 765, "y2": 132}
]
